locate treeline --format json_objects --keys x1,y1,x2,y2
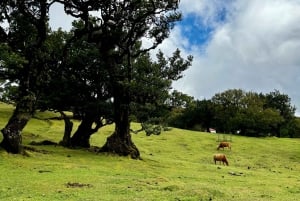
[{"x1": 167, "y1": 89, "x2": 300, "y2": 138}]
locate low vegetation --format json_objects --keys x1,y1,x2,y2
[{"x1": 0, "y1": 102, "x2": 299, "y2": 201}]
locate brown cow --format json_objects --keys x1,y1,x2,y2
[
  {"x1": 217, "y1": 142, "x2": 231, "y2": 150},
  {"x1": 213, "y1": 153, "x2": 229, "y2": 166}
]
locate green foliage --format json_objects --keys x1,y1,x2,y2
[
  {"x1": 264, "y1": 90, "x2": 296, "y2": 137},
  {"x1": 0, "y1": 83, "x2": 18, "y2": 104},
  {"x1": 130, "y1": 51, "x2": 192, "y2": 127},
  {"x1": 168, "y1": 98, "x2": 216, "y2": 132},
  {"x1": 141, "y1": 122, "x2": 162, "y2": 136},
  {"x1": 167, "y1": 90, "x2": 195, "y2": 108},
  {"x1": 0, "y1": 43, "x2": 27, "y2": 103},
  {"x1": 169, "y1": 89, "x2": 298, "y2": 138},
  {"x1": 37, "y1": 27, "x2": 111, "y2": 116},
  {"x1": 264, "y1": 90, "x2": 295, "y2": 118},
  {"x1": 0, "y1": 44, "x2": 28, "y2": 78}
]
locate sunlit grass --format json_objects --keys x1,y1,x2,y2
[{"x1": 0, "y1": 102, "x2": 300, "y2": 201}]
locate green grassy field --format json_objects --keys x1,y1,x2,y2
[{"x1": 0, "y1": 102, "x2": 300, "y2": 201}]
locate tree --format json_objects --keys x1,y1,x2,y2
[
  {"x1": 194, "y1": 99, "x2": 216, "y2": 131},
  {"x1": 264, "y1": 90, "x2": 296, "y2": 137},
  {"x1": 211, "y1": 89, "x2": 245, "y2": 133},
  {"x1": 167, "y1": 99, "x2": 216, "y2": 132},
  {"x1": 164, "y1": 90, "x2": 197, "y2": 130},
  {"x1": 168, "y1": 90, "x2": 195, "y2": 109},
  {"x1": 55, "y1": 0, "x2": 188, "y2": 158},
  {"x1": 210, "y1": 90, "x2": 287, "y2": 136},
  {"x1": 236, "y1": 92, "x2": 284, "y2": 136},
  {"x1": 0, "y1": 0, "x2": 50, "y2": 153},
  {"x1": 288, "y1": 117, "x2": 300, "y2": 138}
]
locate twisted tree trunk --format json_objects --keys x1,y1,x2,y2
[
  {"x1": 70, "y1": 114, "x2": 97, "y2": 148},
  {"x1": 1, "y1": 93, "x2": 36, "y2": 153},
  {"x1": 100, "y1": 83, "x2": 140, "y2": 159},
  {"x1": 60, "y1": 110, "x2": 107, "y2": 148},
  {"x1": 59, "y1": 111, "x2": 73, "y2": 147}
]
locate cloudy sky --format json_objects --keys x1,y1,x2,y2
[{"x1": 50, "y1": 0, "x2": 300, "y2": 115}]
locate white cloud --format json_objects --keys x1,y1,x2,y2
[
  {"x1": 179, "y1": 0, "x2": 232, "y2": 27},
  {"x1": 165, "y1": 0, "x2": 300, "y2": 115},
  {"x1": 49, "y1": 3, "x2": 74, "y2": 31}
]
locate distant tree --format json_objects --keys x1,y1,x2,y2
[
  {"x1": 236, "y1": 92, "x2": 284, "y2": 136},
  {"x1": 165, "y1": 91, "x2": 196, "y2": 130},
  {"x1": 211, "y1": 89, "x2": 245, "y2": 133},
  {"x1": 263, "y1": 90, "x2": 296, "y2": 137},
  {"x1": 168, "y1": 99, "x2": 216, "y2": 132},
  {"x1": 264, "y1": 90, "x2": 295, "y2": 118},
  {"x1": 237, "y1": 91, "x2": 264, "y2": 135},
  {"x1": 211, "y1": 90, "x2": 288, "y2": 136},
  {"x1": 167, "y1": 90, "x2": 195, "y2": 108},
  {"x1": 288, "y1": 117, "x2": 300, "y2": 138},
  {"x1": 194, "y1": 99, "x2": 216, "y2": 132}
]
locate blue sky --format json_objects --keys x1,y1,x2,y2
[
  {"x1": 50, "y1": 0, "x2": 300, "y2": 116},
  {"x1": 175, "y1": 1, "x2": 230, "y2": 52},
  {"x1": 179, "y1": 14, "x2": 214, "y2": 48},
  {"x1": 178, "y1": 3, "x2": 228, "y2": 47}
]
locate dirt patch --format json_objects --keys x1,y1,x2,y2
[{"x1": 65, "y1": 182, "x2": 93, "y2": 188}]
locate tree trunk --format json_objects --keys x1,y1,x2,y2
[
  {"x1": 1, "y1": 94, "x2": 36, "y2": 153},
  {"x1": 70, "y1": 117, "x2": 94, "y2": 148},
  {"x1": 59, "y1": 112, "x2": 73, "y2": 147},
  {"x1": 100, "y1": 86, "x2": 140, "y2": 159},
  {"x1": 70, "y1": 111, "x2": 103, "y2": 148},
  {"x1": 100, "y1": 130, "x2": 140, "y2": 159}
]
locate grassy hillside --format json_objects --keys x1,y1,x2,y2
[{"x1": 0, "y1": 102, "x2": 300, "y2": 201}]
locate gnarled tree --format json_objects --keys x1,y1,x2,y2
[
  {"x1": 0, "y1": 0, "x2": 51, "y2": 153},
  {"x1": 56, "y1": 0, "x2": 188, "y2": 158}
]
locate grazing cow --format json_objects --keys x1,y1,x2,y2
[
  {"x1": 213, "y1": 154, "x2": 229, "y2": 166},
  {"x1": 217, "y1": 142, "x2": 231, "y2": 150}
]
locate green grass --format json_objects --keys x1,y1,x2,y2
[{"x1": 0, "y1": 102, "x2": 300, "y2": 201}]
